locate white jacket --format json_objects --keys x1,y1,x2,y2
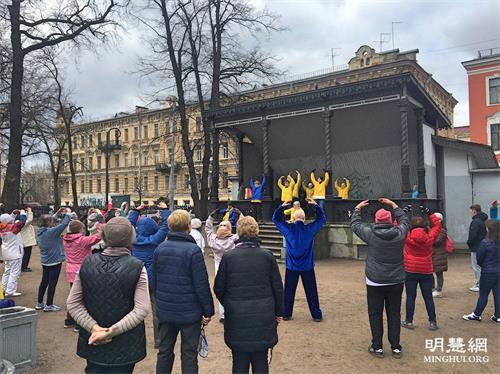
[
  {"x1": 20, "y1": 210, "x2": 37, "y2": 247},
  {"x1": 0, "y1": 212, "x2": 26, "y2": 261}
]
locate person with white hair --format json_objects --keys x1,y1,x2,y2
[
  {"x1": 190, "y1": 218, "x2": 205, "y2": 253},
  {"x1": 273, "y1": 199, "x2": 326, "y2": 322},
  {"x1": 205, "y1": 208, "x2": 242, "y2": 322},
  {"x1": 0, "y1": 209, "x2": 27, "y2": 297}
]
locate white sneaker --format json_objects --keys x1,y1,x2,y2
[
  {"x1": 432, "y1": 290, "x2": 442, "y2": 298},
  {"x1": 5, "y1": 292, "x2": 22, "y2": 297},
  {"x1": 469, "y1": 286, "x2": 480, "y2": 292}
]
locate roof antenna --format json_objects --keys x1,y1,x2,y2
[
  {"x1": 373, "y1": 33, "x2": 391, "y2": 52},
  {"x1": 391, "y1": 21, "x2": 403, "y2": 49},
  {"x1": 330, "y1": 47, "x2": 341, "y2": 70}
]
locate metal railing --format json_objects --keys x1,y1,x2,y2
[{"x1": 478, "y1": 48, "x2": 500, "y2": 58}]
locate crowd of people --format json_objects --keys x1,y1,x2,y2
[{"x1": 0, "y1": 195, "x2": 498, "y2": 373}]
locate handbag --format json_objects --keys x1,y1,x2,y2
[
  {"x1": 198, "y1": 326, "x2": 208, "y2": 358},
  {"x1": 445, "y1": 235, "x2": 454, "y2": 254}
]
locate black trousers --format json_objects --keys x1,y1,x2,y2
[
  {"x1": 156, "y1": 322, "x2": 201, "y2": 374},
  {"x1": 366, "y1": 283, "x2": 403, "y2": 350},
  {"x1": 232, "y1": 351, "x2": 268, "y2": 374},
  {"x1": 252, "y1": 202, "x2": 263, "y2": 222},
  {"x1": 21, "y1": 246, "x2": 32, "y2": 270},
  {"x1": 37, "y1": 263, "x2": 62, "y2": 306},
  {"x1": 85, "y1": 361, "x2": 135, "y2": 374}
]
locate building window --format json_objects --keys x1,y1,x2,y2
[
  {"x1": 491, "y1": 123, "x2": 500, "y2": 151},
  {"x1": 97, "y1": 133, "x2": 102, "y2": 147},
  {"x1": 143, "y1": 151, "x2": 149, "y2": 166},
  {"x1": 154, "y1": 123, "x2": 159, "y2": 138},
  {"x1": 222, "y1": 171, "x2": 229, "y2": 189},
  {"x1": 88, "y1": 134, "x2": 93, "y2": 147},
  {"x1": 124, "y1": 153, "x2": 129, "y2": 167},
  {"x1": 134, "y1": 152, "x2": 139, "y2": 166},
  {"x1": 80, "y1": 157, "x2": 85, "y2": 171},
  {"x1": 80, "y1": 180, "x2": 85, "y2": 193},
  {"x1": 184, "y1": 174, "x2": 189, "y2": 189},
  {"x1": 143, "y1": 176, "x2": 148, "y2": 191},
  {"x1": 195, "y1": 147, "x2": 202, "y2": 162},
  {"x1": 66, "y1": 181, "x2": 69, "y2": 194},
  {"x1": 134, "y1": 177, "x2": 139, "y2": 191},
  {"x1": 114, "y1": 154, "x2": 120, "y2": 168},
  {"x1": 125, "y1": 128, "x2": 129, "y2": 142},
  {"x1": 222, "y1": 143, "x2": 229, "y2": 159},
  {"x1": 89, "y1": 179, "x2": 93, "y2": 193},
  {"x1": 73, "y1": 137, "x2": 77, "y2": 149},
  {"x1": 114, "y1": 178, "x2": 119, "y2": 192},
  {"x1": 143, "y1": 125, "x2": 148, "y2": 139},
  {"x1": 97, "y1": 156, "x2": 102, "y2": 170},
  {"x1": 80, "y1": 135, "x2": 85, "y2": 148},
  {"x1": 88, "y1": 157, "x2": 93, "y2": 171},
  {"x1": 124, "y1": 177, "x2": 129, "y2": 191},
  {"x1": 134, "y1": 127, "x2": 139, "y2": 140},
  {"x1": 195, "y1": 117, "x2": 202, "y2": 132},
  {"x1": 96, "y1": 179, "x2": 100, "y2": 193},
  {"x1": 489, "y1": 77, "x2": 500, "y2": 105},
  {"x1": 154, "y1": 149, "x2": 160, "y2": 164},
  {"x1": 154, "y1": 175, "x2": 159, "y2": 191}
]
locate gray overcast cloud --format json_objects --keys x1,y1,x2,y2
[{"x1": 66, "y1": 0, "x2": 500, "y2": 126}]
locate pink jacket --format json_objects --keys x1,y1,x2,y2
[{"x1": 63, "y1": 224, "x2": 102, "y2": 283}]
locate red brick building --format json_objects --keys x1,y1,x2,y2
[{"x1": 462, "y1": 48, "x2": 500, "y2": 162}]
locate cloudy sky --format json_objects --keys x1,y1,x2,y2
[{"x1": 66, "y1": 0, "x2": 500, "y2": 127}]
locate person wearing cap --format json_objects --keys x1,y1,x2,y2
[
  {"x1": 63, "y1": 218, "x2": 103, "y2": 330},
  {"x1": 205, "y1": 208, "x2": 241, "y2": 322},
  {"x1": 87, "y1": 208, "x2": 105, "y2": 254},
  {"x1": 189, "y1": 218, "x2": 205, "y2": 253},
  {"x1": 431, "y1": 213, "x2": 448, "y2": 298},
  {"x1": 277, "y1": 175, "x2": 295, "y2": 203},
  {"x1": 129, "y1": 201, "x2": 170, "y2": 348},
  {"x1": 67, "y1": 217, "x2": 150, "y2": 374},
  {"x1": 20, "y1": 207, "x2": 37, "y2": 273},
  {"x1": 154, "y1": 210, "x2": 214, "y2": 373},
  {"x1": 36, "y1": 208, "x2": 72, "y2": 312},
  {"x1": 350, "y1": 198, "x2": 410, "y2": 359},
  {"x1": 273, "y1": 199, "x2": 326, "y2": 322},
  {"x1": 0, "y1": 209, "x2": 27, "y2": 297}
]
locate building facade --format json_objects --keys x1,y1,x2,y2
[
  {"x1": 462, "y1": 48, "x2": 500, "y2": 162},
  {"x1": 58, "y1": 104, "x2": 238, "y2": 207}
]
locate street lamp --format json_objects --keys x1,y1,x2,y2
[{"x1": 100, "y1": 128, "x2": 121, "y2": 208}]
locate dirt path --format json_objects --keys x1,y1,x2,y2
[{"x1": 4, "y1": 252, "x2": 498, "y2": 373}]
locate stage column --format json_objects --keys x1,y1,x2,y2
[
  {"x1": 261, "y1": 118, "x2": 271, "y2": 200},
  {"x1": 323, "y1": 109, "x2": 333, "y2": 198},
  {"x1": 399, "y1": 98, "x2": 412, "y2": 197},
  {"x1": 416, "y1": 108, "x2": 427, "y2": 198}
]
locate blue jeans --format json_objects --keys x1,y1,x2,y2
[
  {"x1": 405, "y1": 272, "x2": 436, "y2": 323},
  {"x1": 284, "y1": 269, "x2": 322, "y2": 320},
  {"x1": 315, "y1": 199, "x2": 325, "y2": 211},
  {"x1": 474, "y1": 274, "x2": 499, "y2": 318}
]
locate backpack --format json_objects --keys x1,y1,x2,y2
[{"x1": 445, "y1": 235, "x2": 454, "y2": 254}]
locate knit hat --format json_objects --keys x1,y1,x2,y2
[
  {"x1": 0, "y1": 214, "x2": 13, "y2": 224},
  {"x1": 101, "y1": 217, "x2": 136, "y2": 248},
  {"x1": 87, "y1": 212, "x2": 100, "y2": 230},
  {"x1": 191, "y1": 218, "x2": 202, "y2": 229},
  {"x1": 434, "y1": 212, "x2": 443, "y2": 222},
  {"x1": 68, "y1": 220, "x2": 85, "y2": 234},
  {"x1": 375, "y1": 209, "x2": 392, "y2": 224}
]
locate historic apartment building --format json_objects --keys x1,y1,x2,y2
[{"x1": 58, "y1": 104, "x2": 239, "y2": 207}]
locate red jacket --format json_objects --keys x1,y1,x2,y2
[{"x1": 404, "y1": 214, "x2": 442, "y2": 274}]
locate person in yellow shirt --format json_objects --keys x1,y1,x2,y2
[
  {"x1": 311, "y1": 169, "x2": 330, "y2": 211},
  {"x1": 302, "y1": 181, "x2": 314, "y2": 200},
  {"x1": 290, "y1": 171, "x2": 301, "y2": 201},
  {"x1": 334, "y1": 177, "x2": 351, "y2": 200},
  {"x1": 284, "y1": 201, "x2": 303, "y2": 223},
  {"x1": 278, "y1": 175, "x2": 295, "y2": 202}
]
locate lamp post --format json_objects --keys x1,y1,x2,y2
[{"x1": 101, "y1": 128, "x2": 121, "y2": 208}]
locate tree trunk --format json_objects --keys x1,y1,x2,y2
[
  {"x1": 64, "y1": 124, "x2": 79, "y2": 210},
  {"x1": 2, "y1": 1, "x2": 24, "y2": 211}
]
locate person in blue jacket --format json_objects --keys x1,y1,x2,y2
[
  {"x1": 463, "y1": 219, "x2": 500, "y2": 323},
  {"x1": 490, "y1": 200, "x2": 498, "y2": 220},
  {"x1": 273, "y1": 199, "x2": 326, "y2": 322},
  {"x1": 219, "y1": 202, "x2": 240, "y2": 233},
  {"x1": 36, "y1": 208, "x2": 71, "y2": 312},
  {"x1": 128, "y1": 201, "x2": 170, "y2": 348},
  {"x1": 250, "y1": 175, "x2": 266, "y2": 222}
]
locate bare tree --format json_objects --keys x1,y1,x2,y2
[
  {"x1": 1, "y1": 0, "x2": 122, "y2": 210},
  {"x1": 134, "y1": 0, "x2": 281, "y2": 217}
]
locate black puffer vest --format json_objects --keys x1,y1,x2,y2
[{"x1": 77, "y1": 254, "x2": 146, "y2": 366}]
